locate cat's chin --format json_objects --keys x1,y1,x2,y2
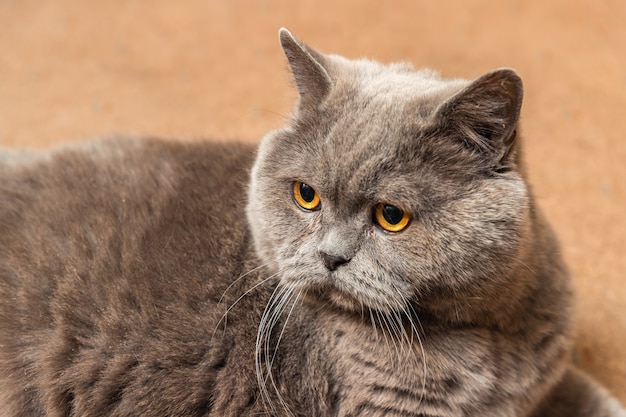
[
  {"x1": 304, "y1": 286, "x2": 363, "y2": 313},
  {"x1": 303, "y1": 283, "x2": 396, "y2": 315}
]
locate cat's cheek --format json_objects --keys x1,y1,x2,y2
[
  {"x1": 369, "y1": 225, "x2": 426, "y2": 269},
  {"x1": 295, "y1": 208, "x2": 323, "y2": 232},
  {"x1": 273, "y1": 235, "x2": 329, "y2": 286},
  {"x1": 367, "y1": 228, "x2": 438, "y2": 293}
]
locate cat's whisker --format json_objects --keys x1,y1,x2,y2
[
  {"x1": 211, "y1": 272, "x2": 278, "y2": 342},
  {"x1": 380, "y1": 306, "x2": 401, "y2": 359},
  {"x1": 377, "y1": 289, "x2": 406, "y2": 348},
  {"x1": 368, "y1": 307, "x2": 379, "y2": 341},
  {"x1": 263, "y1": 285, "x2": 292, "y2": 376},
  {"x1": 403, "y1": 300, "x2": 429, "y2": 410},
  {"x1": 387, "y1": 284, "x2": 416, "y2": 349},
  {"x1": 252, "y1": 107, "x2": 291, "y2": 121},
  {"x1": 260, "y1": 284, "x2": 290, "y2": 365},
  {"x1": 389, "y1": 297, "x2": 413, "y2": 355},
  {"x1": 390, "y1": 308, "x2": 409, "y2": 358},
  {"x1": 217, "y1": 263, "x2": 269, "y2": 306},
  {"x1": 256, "y1": 282, "x2": 298, "y2": 417},
  {"x1": 255, "y1": 281, "x2": 285, "y2": 413},
  {"x1": 385, "y1": 283, "x2": 429, "y2": 409},
  {"x1": 359, "y1": 299, "x2": 366, "y2": 326},
  {"x1": 268, "y1": 286, "x2": 302, "y2": 417},
  {"x1": 375, "y1": 309, "x2": 399, "y2": 361},
  {"x1": 270, "y1": 287, "x2": 303, "y2": 369},
  {"x1": 385, "y1": 312, "x2": 403, "y2": 361},
  {"x1": 391, "y1": 309, "x2": 410, "y2": 356}
]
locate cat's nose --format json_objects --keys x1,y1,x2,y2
[{"x1": 320, "y1": 252, "x2": 351, "y2": 271}]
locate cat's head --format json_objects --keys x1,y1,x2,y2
[{"x1": 246, "y1": 29, "x2": 530, "y2": 318}]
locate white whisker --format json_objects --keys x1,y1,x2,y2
[
  {"x1": 211, "y1": 272, "x2": 278, "y2": 342},
  {"x1": 270, "y1": 287, "x2": 303, "y2": 369},
  {"x1": 255, "y1": 282, "x2": 299, "y2": 417},
  {"x1": 268, "y1": 286, "x2": 302, "y2": 416},
  {"x1": 375, "y1": 309, "x2": 397, "y2": 360},
  {"x1": 403, "y1": 300, "x2": 428, "y2": 409},
  {"x1": 391, "y1": 309, "x2": 409, "y2": 356},
  {"x1": 217, "y1": 263, "x2": 269, "y2": 306},
  {"x1": 368, "y1": 307, "x2": 379, "y2": 341},
  {"x1": 255, "y1": 282, "x2": 284, "y2": 413}
]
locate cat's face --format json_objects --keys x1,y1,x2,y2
[{"x1": 247, "y1": 30, "x2": 529, "y2": 315}]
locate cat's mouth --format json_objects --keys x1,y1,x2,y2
[
  {"x1": 302, "y1": 280, "x2": 402, "y2": 315},
  {"x1": 280, "y1": 262, "x2": 410, "y2": 314},
  {"x1": 305, "y1": 284, "x2": 364, "y2": 312}
]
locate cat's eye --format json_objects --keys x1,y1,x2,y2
[
  {"x1": 374, "y1": 203, "x2": 411, "y2": 232},
  {"x1": 292, "y1": 181, "x2": 321, "y2": 211}
]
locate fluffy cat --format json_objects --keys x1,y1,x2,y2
[{"x1": 0, "y1": 29, "x2": 623, "y2": 417}]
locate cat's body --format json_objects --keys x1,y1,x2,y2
[{"x1": 0, "y1": 30, "x2": 624, "y2": 416}]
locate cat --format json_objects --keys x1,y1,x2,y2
[{"x1": 0, "y1": 28, "x2": 624, "y2": 417}]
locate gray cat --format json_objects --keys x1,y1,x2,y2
[{"x1": 0, "y1": 28, "x2": 623, "y2": 417}]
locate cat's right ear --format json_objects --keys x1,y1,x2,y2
[{"x1": 279, "y1": 28, "x2": 332, "y2": 113}]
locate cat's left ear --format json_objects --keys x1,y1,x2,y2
[{"x1": 435, "y1": 68, "x2": 523, "y2": 167}]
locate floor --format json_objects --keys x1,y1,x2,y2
[{"x1": 1, "y1": 0, "x2": 624, "y2": 404}]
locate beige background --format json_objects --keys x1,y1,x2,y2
[{"x1": 1, "y1": 0, "x2": 624, "y2": 403}]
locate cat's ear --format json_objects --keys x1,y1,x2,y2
[
  {"x1": 435, "y1": 68, "x2": 523, "y2": 167},
  {"x1": 279, "y1": 28, "x2": 332, "y2": 113}
]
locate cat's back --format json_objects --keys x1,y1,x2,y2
[
  {"x1": 0, "y1": 138, "x2": 256, "y2": 290},
  {"x1": 0, "y1": 138, "x2": 262, "y2": 416}
]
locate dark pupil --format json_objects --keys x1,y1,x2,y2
[
  {"x1": 300, "y1": 183, "x2": 316, "y2": 203},
  {"x1": 382, "y1": 205, "x2": 404, "y2": 224}
]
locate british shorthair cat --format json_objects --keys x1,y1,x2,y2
[{"x1": 0, "y1": 29, "x2": 624, "y2": 417}]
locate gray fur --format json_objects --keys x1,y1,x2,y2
[{"x1": 0, "y1": 29, "x2": 623, "y2": 416}]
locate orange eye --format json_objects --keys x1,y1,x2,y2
[
  {"x1": 374, "y1": 203, "x2": 411, "y2": 232},
  {"x1": 293, "y1": 181, "x2": 321, "y2": 211}
]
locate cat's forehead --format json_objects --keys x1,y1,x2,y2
[
  {"x1": 304, "y1": 120, "x2": 433, "y2": 209},
  {"x1": 327, "y1": 57, "x2": 469, "y2": 112},
  {"x1": 318, "y1": 60, "x2": 470, "y2": 155},
  {"x1": 315, "y1": 61, "x2": 467, "y2": 167}
]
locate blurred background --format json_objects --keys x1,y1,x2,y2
[{"x1": 1, "y1": 0, "x2": 624, "y2": 402}]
